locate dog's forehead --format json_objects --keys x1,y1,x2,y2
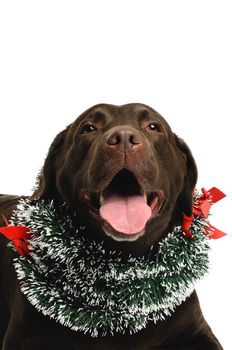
[{"x1": 74, "y1": 103, "x2": 172, "y2": 130}]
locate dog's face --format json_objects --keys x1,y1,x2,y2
[{"x1": 32, "y1": 104, "x2": 197, "y2": 254}]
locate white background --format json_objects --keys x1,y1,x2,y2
[{"x1": 0, "y1": 1, "x2": 231, "y2": 348}]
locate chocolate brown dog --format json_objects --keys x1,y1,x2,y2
[{"x1": 0, "y1": 104, "x2": 223, "y2": 349}]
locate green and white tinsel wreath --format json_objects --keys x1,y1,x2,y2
[{"x1": 10, "y1": 196, "x2": 210, "y2": 337}]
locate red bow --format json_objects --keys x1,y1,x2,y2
[
  {"x1": 0, "y1": 214, "x2": 31, "y2": 256},
  {"x1": 182, "y1": 187, "x2": 227, "y2": 239}
]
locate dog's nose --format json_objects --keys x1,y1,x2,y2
[{"x1": 105, "y1": 127, "x2": 142, "y2": 153}]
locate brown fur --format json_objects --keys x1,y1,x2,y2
[{"x1": 0, "y1": 104, "x2": 223, "y2": 349}]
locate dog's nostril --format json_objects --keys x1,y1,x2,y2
[
  {"x1": 107, "y1": 134, "x2": 120, "y2": 145},
  {"x1": 129, "y1": 134, "x2": 141, "y2": 145},
  {"x1": 106, "y1": 127, "x2": 142, "y2": 152}
]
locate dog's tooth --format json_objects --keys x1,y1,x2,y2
[
  {"x1": 143, "y1": 193, "x2": 147, "y2": 202},
  {"x1": 100, "y1": 192, "x2": 104, "y2": 205}
]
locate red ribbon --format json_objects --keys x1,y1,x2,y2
[
  {"x1": 0, "y1": 214, "x2": 31, "y2": 256},
  {"x1": 182, "y1": 187, "x2": 227, "y2": 239}
]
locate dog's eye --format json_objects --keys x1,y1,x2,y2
[
  {"x1": 147, "y1": 123, "x2": 161, "y2": 132},
  {"x1": 80, "y1": 124, "x2": 97, "y2": 134}
]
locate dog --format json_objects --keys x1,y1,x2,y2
[{"x1": 0, "y1": 103, "x2": 223, "y2": 349}]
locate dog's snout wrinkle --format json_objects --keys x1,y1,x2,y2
[{"x1": 105, "y1": 126, "x2": 142, "y2": 153}]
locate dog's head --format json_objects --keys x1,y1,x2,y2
[{"x1": 31, "y1": 104, "x2": 197, "y2": 254}]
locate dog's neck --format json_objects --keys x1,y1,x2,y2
[{"x1": 10, "y1": 197, "x2": 210, "y2": 337}]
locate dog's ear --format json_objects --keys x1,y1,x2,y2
[
  {"x1": 30, "y1": 127, "x2": 69, "y2": 201},
  {"x1": 175, "y1": 135, "x2": 198, "y2": 217}
]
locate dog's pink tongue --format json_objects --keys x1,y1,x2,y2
[{"x1": 100, "y1": 195, "x2": 151, "y2": 234}]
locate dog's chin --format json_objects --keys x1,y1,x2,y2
[{"x1": 101, "y1": 221, "x2": 145, "y2": 242}]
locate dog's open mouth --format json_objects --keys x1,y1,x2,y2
[{"x1": 82, "y1": 169, "x2": 164, "y2": 240}]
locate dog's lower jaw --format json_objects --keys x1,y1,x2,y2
[{"x1": 102, "y1": 222, "x2": 145, "y2": 241}]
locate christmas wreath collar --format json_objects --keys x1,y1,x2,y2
[{"x1": 0, "y1": 188, "x2": 227, "y2": 337}]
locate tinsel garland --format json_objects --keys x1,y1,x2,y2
[{"x1": 10, "y1": 197, "x2": 210, "y2": 337}]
